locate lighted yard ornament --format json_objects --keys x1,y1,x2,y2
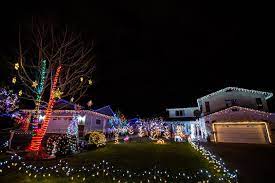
[
  {"x1": 138, "y1": 125, "x2": 145, "y2": 137},
  {"x1": 163, "y1": 125, "x2": 171, "y2": 139},
  {"x1": 127, "y1": 125, "x2": 134, "y2": 135},
  {"x1": 49, "y1": 141, "x2": 57, "y2": 158},
  {"x1": 150, "y1": 126, "x2": 161, "y2": 140},
  {"x1": 174, "y1": 125, "x2": 184, "y2": 142},
  {"x1": 123, "y1": 135, "x2": 129, "y2": 142},
  {"x1": 114, "y1": 131, "x2": 120, "y2": 144}
]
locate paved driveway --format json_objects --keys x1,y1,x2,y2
[{"x1": 204, "y1": 143, "x2": 275, "y2": 183}]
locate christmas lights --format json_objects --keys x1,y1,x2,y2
[
  {"x1": 0, "y1": 153, "x2": 238, "y2": 182},
  {"x1": 0, "y1": 88, "x2": 19, "y2": 114},
  {"x1": 32, "y1": 60, "x2": 47, "y2": 132},
  {"x1": 88, "y1": 131, "x2": 106, "y2": 147},
  {"x1": 197, "y1": 87, "x2": 273, "y2": 103},
  {"x1": 28, "y1": 65, "x2": 61, "y2": 152}
]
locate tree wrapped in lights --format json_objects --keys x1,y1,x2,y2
[
  {"x1": 14, "y1": 24, "x2": 95, "y2": 152},
  {"x1": 0, "y1": 88, "x2": 19, "y2": 114},
  {"x1": 67, "y1": 114, "x2": 79, "y2": 137}
]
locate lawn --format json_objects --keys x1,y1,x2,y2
[{"x1": 0, "y1": 141, "x2": 228, "y2": 182}]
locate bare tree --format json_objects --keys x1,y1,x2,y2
[
  {"x1": 14, "y1": 24, "x2": 95, "y2": 153},
  {"x1": 16, "y1": 24, "x2": 95, "y2": 107}
]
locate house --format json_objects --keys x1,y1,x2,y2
[
  {"x1": 167, "y1": 87, "x2": 275, "y2": 144},
  {"x1": 165, "y1": 107, "x2": 199, "y2": 140},
  {"x1": 21, "y1": 100, "x2": 114, "y2": 138}
]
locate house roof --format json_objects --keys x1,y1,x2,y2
[
  {"x1": 204, "y1": 106, "x2": 271, "y2": 118},
  {"x1": 197, "y1": 87, "x2": 273, "y2": 103},
  {"x1": 40, "y1": 99, "x2": 84, "y2": 110},
  {"x1": 93, "y1": 105, "x2": 115, "y2": 117},
  {"x1": 21, "y1": 109, "x2": 112, "y2": 119},
  {"x1": 166, "y1": 107, "x2": 199, "y2": 111}
]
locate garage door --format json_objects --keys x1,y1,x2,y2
[{"x1": 214, "y1": 123, "x2": 268, "y2": 144}]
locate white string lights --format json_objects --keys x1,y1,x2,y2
[{"x1": 0, "y1": 154, "x2": 238, "y2": 182}]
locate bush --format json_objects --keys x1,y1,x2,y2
[
  {"x1": 87, "y1": 131, "x2": 106, "y2": 148},
  {"x1": 46, "y1": 134, "x2": 78, "y2": 156}
]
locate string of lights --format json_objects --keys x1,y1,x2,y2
[
  {"x1": 0, "y1": 153, "x2": 238, "y2": 182},
  {"x1": 189, "y1": 141, "x2": 238, "y2": 182}
]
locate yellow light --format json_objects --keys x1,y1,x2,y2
[
  {"x1": 14, "y1": 63, "x2": 19, "y2": 70},
  {"x1": 32, "y1": 80, "x2": 38, "y2": 88},
  {"x1": 80, "y1": 77, "x2": 84, "y2": 82},
  {"x1": 88, "y1": 79, "x2": 93, "y2": 85},
  {"x1": 18, "y1": 90, "x2": 23, "y2": 96},
  {"x1": 53, "y1": 88, "x2": 63, "y2": 99},
  {"x1": 156, "y1": 139, "x2": 166, "y2": 144},
  {"x1": 12, "y1": 77, "x2": 16, "y2": 84}
]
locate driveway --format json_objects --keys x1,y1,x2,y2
[{"x1": 204, "y1": 143, "x2": 275, "y2": 183}]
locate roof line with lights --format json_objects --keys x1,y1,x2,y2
[
  {"x1": 21, "y1": 109, "x2": 112, "y2": 119},
  {"x1": 203, "y1": 105, "x2": 272, "y2": 118},
  {"x1": 197, "y1": 87, "x2": 273, "y2": 103}
]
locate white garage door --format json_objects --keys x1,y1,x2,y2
[{"x1": 214, "y1": 123, "x2": 268, "y2": 144}]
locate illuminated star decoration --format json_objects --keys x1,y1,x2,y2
[
  {"x1": 32, "y1": 81, "x2": 38, "y2": 88},
  {"x1": 53, "y1": 88, "x2": 63, "y2": 99},
  {"x1": 14, "y1": 63, "x2": 19, "y2": 70},
  {"x1": 87, "y1": 100, "x2": 93, "y2": 107},
  {"x1": 80, "y1": 77, "x2": 83, "y2": 82},
  {"x1": 12, "y1": 77, "x2": 16, "y2": 84},
  {"x1": 88, "y1": 79, "x2": 93, "y2": 85},
  {"x1": 70, "y1": 97, "x2": 74, "y2": 103},
  {"x1": 18, "y1": 90, "x2": 23, "y2": 96}
]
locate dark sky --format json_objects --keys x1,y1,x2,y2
[{"x1": 0, "y1": 1, "x2": 274, "y2": 117}]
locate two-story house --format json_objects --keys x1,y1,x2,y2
[{"x1": 167, "y1": 87, "x2": 274, "y2": 144}]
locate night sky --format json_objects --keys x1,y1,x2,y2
[{"x1": 0, "y1": 1, "x2": 274, "y2": 117}]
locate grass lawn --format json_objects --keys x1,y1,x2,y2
[{"x1": 0, "y1": 141, "x2": 224, "y2": 182}]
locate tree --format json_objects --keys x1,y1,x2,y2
[{"x1": 14, "y1": 24, "x2": 95, "y2": 152}]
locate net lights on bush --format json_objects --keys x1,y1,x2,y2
[{"x1": 88, "y1": 131, "x2": 106, "y2": 147}]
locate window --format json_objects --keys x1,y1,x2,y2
[
  {"x1": 175, "y1": 110, "x2": 184, "y2": 116},
  {"x1": 256, "y1": 98, "x2": 263, "y2": 109},
  {"x1": 225, "y1": 99, "x2": 237, "y2": 108},
  {"x1": 96, "y1": 119, "x2": 101, "y2": 125},
  {"x1": 205, "y1": 102, "x2": 210, "y2": 113}
]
